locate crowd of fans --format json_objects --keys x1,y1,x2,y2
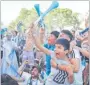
[{"x1": 1, "y1": 16, "x2": 89, "y2": 85}]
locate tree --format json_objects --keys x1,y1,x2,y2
[
  {"x1": 8, "y1": 21, "x2": 16, "y2": 30},
  {"x1": 45, "y1": 8, "x2": 81, "y2": 31},
  {"x1": 8, "y1": 8, "x2": 81, "y2": 32},
  {"x1": 8, "y1": 8, "x2": 38, "y2": 30}
]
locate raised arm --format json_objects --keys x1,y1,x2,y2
[
  {"x1": 11, "y1": 60, "x2": 29, "y2": 82},
  {"x1": 17, "y1": 60, "x2": 29, "y2": 75},
  {"x1": 75, "y1": 46, "x2": 89, "y2": 58},
  {"x1": 30, "y1": 23, "x2": 51, "y2": 55},
  {"x1": 39, "y1": 28, "x2": 45, "y2": 45},
  {"x1": 24, "y1": 25, "x2": 35, "y2": 51}
]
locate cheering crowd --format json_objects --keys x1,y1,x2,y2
[{"x1": 1, "y1": 14, "x2": 89, "y2": 85}]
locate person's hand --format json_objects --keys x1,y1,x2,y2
[
  {"x1": 30, "y1": 23, "x2": 38, "y2": 33},
  {"x1": 70, "y1": 40, "x2": 76, "y2": 47},
  {"x1": 28, "y1": 23, "x2": 34, "y2": 34},
  {"x1": 73, "y1": 45, "x2": 80, "y2": 50},
  {"x1": 65, "y1": 66, "x2": 74, "y2": 84},
  {"x1": 70, "y1": 40, "x2": 76, "y2": 51},
  {"x1": 23, "y1": 60, "x2": 29, "y2": 65},
  {"x1": 28, "y1": 23, "x2": 38, "y2": 37},
  {"x1": 68, "y1": 74, "x2": 74, "y2": 84},
  {"x1": 39, "y1": 28, "x2": 45, "y2": 34},
  {"x1": 76, "y1": 34, "x2": 83, "y2": 41},
  {"x1": 19, "y1": 77, "x2": 25, "y2": 82},
  {"x1": 82, "y1": 40, "x2": 88, "y2": 45}
]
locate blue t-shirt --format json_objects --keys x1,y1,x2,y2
[{"x1": 44, "y1": 44, "x2": 55, "y2": 76}]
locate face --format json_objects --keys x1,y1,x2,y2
[
  {"x1": 54, "y1": 44, "x2": 68, "y2": 59},
  {"x1": 48, "y1": 34, "x2": 56, "y2": 45},
  {"x1": 31, "y1": 67, "x2": 39, "y2": 78},
  {"x1": 59, "y1": 32, "x2": 70, "y2": 41}
]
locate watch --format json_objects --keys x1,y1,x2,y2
[{"x1": 56, "y1": 64, "x2": 59, "y2": 69}]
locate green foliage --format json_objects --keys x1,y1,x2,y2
[
  {"x1": 8, "y1": 8, "x2": 81, "y2": 32},
  {"x1": 8, "y1": 20, "x2": 16, "y2": 30},
  {"x1": 46, "y1": 8, "x2": 80, "y2": 30}
]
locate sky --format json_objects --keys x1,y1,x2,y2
[{"x1": 1, "y1": 1, "x2": 89, "y2": 27}]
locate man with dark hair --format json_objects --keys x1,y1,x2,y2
[
  {"x1": 51, "y1": 31, "x2": 60, "y2": 39},
  {"x1": 27, "y1": 65, "x2": 44, "y2": 85},
  {"x1": 59, "y1": 30, "x2": 74, "y2": 41}
]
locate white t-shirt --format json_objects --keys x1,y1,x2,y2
[
  {"x1": 27, "y1": 78, "x2": 44, "y2": 85},
  {"x1": 45, "y1": 52, "x2": 71, "y2": 85},
  {"x1": 18, "y1": 72, "x2": 43, "y2": 85},
  {"x1": 18, "y1": 72, "x2": 31, "y2": 85},
  {"x1": 68, "y1": 48, "x2": 83, "y2": 85}
]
